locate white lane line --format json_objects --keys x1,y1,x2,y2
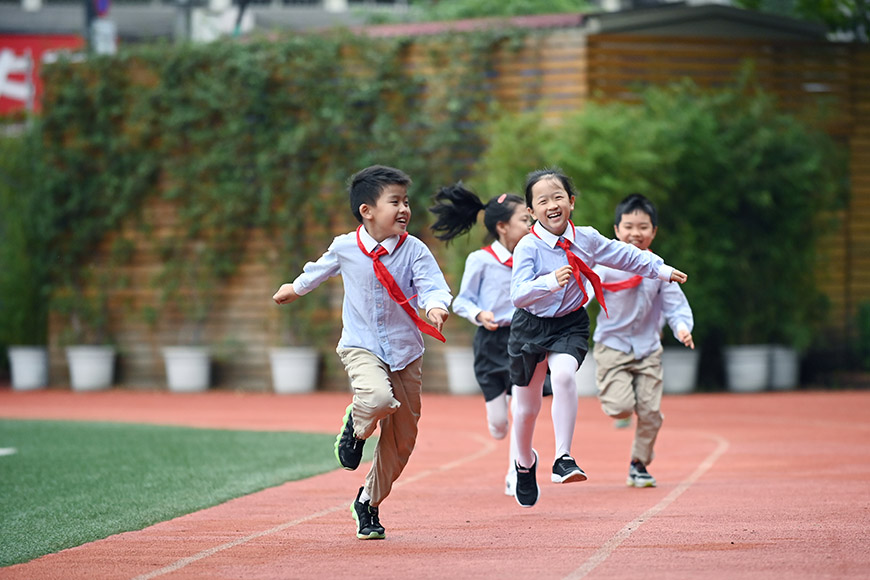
[
  {"x1": 564, "y1": 431, "x2": 730, "y2": 580},
  {"x1": 131, "y1": 432, "x2": 496, "y2": 580},
  {"x1": 0, "y1": 447, "x2": 17, "y2": 456}
]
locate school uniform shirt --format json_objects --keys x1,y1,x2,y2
[
  {"x1": 592, "y1": 264, "x2": 694, "y2": 360},
  {"x1": 511, "y1": 221, "x2": 674, "y2": 318},
  {"x1": 452, "y1": 240, "x2": 515, "y2": 328},
  {"x1": 292, "y1": 227, "x2": 453, "y2": 372}
]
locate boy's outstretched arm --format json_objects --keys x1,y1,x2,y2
[
  {"x1": 670, "y1": 269, "x2": 688, "y2": 284},
  {"x1": 273, "y1": 283, "x2": 300, "y2": 305},
  {"x1": 427, "y1": 307, "x2": 449, "y2": 333}
]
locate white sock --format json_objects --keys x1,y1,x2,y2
[{"x1": 359, "y1": 488, "x2": 372, "y2": 503}]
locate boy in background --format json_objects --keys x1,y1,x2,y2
[{"x1": 592, "y1": 193, "x2": 694, "y2": 488}]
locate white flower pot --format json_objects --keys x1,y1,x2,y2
[
  {"x1": 162, "y1": 346, "x2": 210, "y2": 393},
  {"x1": 269, "y1": 347, "x2": 320, "y2": 394},
  {"x1": 724, "y1": 344, "x2": 772, "y2": 393},
  {"x1": 444, "y1": 347, "x2": 479, "y2": 395},
  {"x1": 66, "y1": 346, "x2": 116, "y2": 391},
  {"x1": 770, "y1": 345, "x2": 799, "y2": 391},
  {"x1": 8, "y1": 346, "x2": 48, "y2": 391},
  {"x1": 662, "y1": 347, "x2": 700, "y2": 394},
  {"x1": 575, "y1": 355, "x2": 598, "y2": 397}
]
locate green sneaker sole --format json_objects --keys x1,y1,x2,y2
[
  {"x1": 350, "y1": 503, "x2": 386, "y2": 540},
  {"x1": 334, "y1": 404, "x2": 353, "y2": 468}
]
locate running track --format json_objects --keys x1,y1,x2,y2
[{"x1": 0, "y1": 388, "x2": 868, "y2": 579}]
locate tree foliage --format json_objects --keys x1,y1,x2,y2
[{"x1": 472, "y1": 71, "x2": 847, "y2": 356}]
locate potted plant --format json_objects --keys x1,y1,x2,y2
[{"x1": 1, "y1": 124, "x2": 51, "y2": 390}]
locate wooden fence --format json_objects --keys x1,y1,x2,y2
[{"x1": 47, "y1": 30, "x2": 870, "y2": 390}]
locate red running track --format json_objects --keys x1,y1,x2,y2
[{"x1": 0, "y1": 388, "x2": 868, "y2": 580}]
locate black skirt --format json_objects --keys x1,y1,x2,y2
[
  {"x1": 508, "y1": 308, "x2": 589, "y2": 388},
  {"x1": 473, "y1": 325, "x2": 552, "y2": 401}
]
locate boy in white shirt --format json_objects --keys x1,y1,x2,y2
[
  {"x1": 592, "y1": 193, "x2": 694, "y2": 488},
  {"x1": 273, "y1": 165, "x2": 452, "y2": 539}
]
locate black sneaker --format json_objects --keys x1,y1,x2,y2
[
  {"x1": 551, "y1": 454, "x2": 588, "y2": 484},
  {"x1": 514, "y1": 449, "x2": 539, "y2": 508},
  {"x1": 627, "y1": 460, "x2": 657, "y2": 488},
  {"x1": 351, "y1": 487, "x2": 386, "y2": 540},
  {"x1": 335, "y1": 404, "x2": 365, "y2": 470}
]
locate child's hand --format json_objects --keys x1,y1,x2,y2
[
  {"x1": 428, "y1": 307, "x2": 449, "y2": 332},
  {"x1": 555, "y1": 265, "x2": 573, "y2": 287},
  {"x1": 273, "y1": 283, "x2": 299, "y2": 305},
  {"x1": 678, "y1": 329, "x2": 695, "y2": 350},
  {"x1": 670, "y1": 269, "x2": 688, "y2": 284},
  {"x1": 476, "y1": 311, "x2": 498, "y2": 331}
]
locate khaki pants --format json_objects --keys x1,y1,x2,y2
[
  {"x1": 337, "y1": 347, "x2": 423, "y2": 507},
  {"x1": 593, "y1": 343, "x2": 663, "y2": 465}
]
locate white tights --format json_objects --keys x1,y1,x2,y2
[
  {"x1": 485, "y1": 392, "x2": 520, "y2": 475},
  {"x1": 513, "y1": 353, "x2": 579, "y2": 469}
]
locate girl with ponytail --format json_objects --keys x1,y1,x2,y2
[{"x1": 430, "y1": 182, "x2": 549, "y2": 498}]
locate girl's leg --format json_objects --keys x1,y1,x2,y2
[
  {"x1": 512, "y1": 358, "x2": 548, "y2": 468},
  {"x1": 485, "y1": 392, "x2": 510, "y2": 440},
  {"x1": 548, "y1": 352, "x2": 580, "y2": 459}
]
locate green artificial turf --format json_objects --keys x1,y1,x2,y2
[{"x1": 0, "y1": 419, "x2": 370, "y2": 566}]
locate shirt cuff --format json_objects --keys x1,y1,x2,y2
[
  {"x1": 675, "y1": 322, "x2": 690, "y2": 336},
  {"x1": 292, "y1": 279, "x2": 311, "y2": 296},
  {"x1": 468, "y1": 307, "x2": 484, "y2": 326},
  {"x1": 545, "y1": 272, "x2": 562, "y2": 292},
  {"x1": 657, "y1": 265, "x2": 674, "y2": 282}
]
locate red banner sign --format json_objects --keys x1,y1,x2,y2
[{"x1": 0, "y1": 35, "x2": 85, "y2": 115}]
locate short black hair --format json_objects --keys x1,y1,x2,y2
[
  {"x1": 348, "y1": 165, "x2": 412, "y2": 223},
  {"x1": 614, "y1": 193, "x2": 658, "y2": 228},
  {"x1": 523, "y1": 167, "x2": 579, "y2": 208}
]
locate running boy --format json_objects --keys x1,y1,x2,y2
[
  {"x1": 593, "y1": 193, "x2": 694, "y2": 488},
  {"x1": 429, "y1": 183, "x2": 550, "y2": 497},
  {"x1": 272, "y1": 165, "x2": 452, "y2": 539},
  {"x1": 508, "y1": 168, "x2": 688, "y2": 508}
]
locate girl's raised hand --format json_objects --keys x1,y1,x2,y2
[{"x1": 555, "y1": 265, "x2": 573, "y2": 287}]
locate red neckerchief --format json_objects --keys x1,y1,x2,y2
[
  {"x1": 481, "y1": 244, "x2": 513, "y2": 268},
  {"x1": 601, "y1": 249, "x2": 650, "y2": 292},
  {"x1": 532, "y1": 221, "x2": 608, "y2": 316},
  {"x1": 356, "y1": 226, "x2": 446, "y2": 342}
]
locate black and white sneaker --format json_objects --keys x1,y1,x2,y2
[
  {"x1": 551, "y1": 454, "x2": 588, "y2": 484},
  {"x1": 351, "y1": 487, "x2": 385, "y2": 539},
  {"x1": 626, "y1": 460, "x2": 657, "y2": 488},
  {"x1": 514, "y1": 449, "x2": 540, "y2": 508},
  {"x1": 335, "y1": 404, "x2": 365, "y2": 470}
]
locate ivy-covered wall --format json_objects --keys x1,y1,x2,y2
[{"x1": 38, "y1": 29, "x2": 534, "y2": 389}]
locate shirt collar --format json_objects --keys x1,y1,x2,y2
[
  {"x1": 490, "y1": 240, "x2": 512, "y2": 263},
  {"x1": 532, "y1": 221, "x2": 575, "y2": 248},
  {"x1": 358, "y1": 225, "x2": 401, "y2": 255}
]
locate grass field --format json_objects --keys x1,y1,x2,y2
[{"x1": 0, "y1": 419, "x2": 369, "y2": 566}]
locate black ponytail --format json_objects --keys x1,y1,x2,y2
[
  {"x1": 429, "y1": 182, "x2": 486, "y2": 242},
  {"x1": 430, "y1": 182, "x2": 525, "y2": 243}
]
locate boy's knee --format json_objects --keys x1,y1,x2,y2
[
  {"x1": 603, "y1": 404, "x2": 633, "y2": 420},
  {"x1": 368, "y1": 390, "x2": 400, "y2": 417}
]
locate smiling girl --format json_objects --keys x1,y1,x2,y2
[{"x1": 507, "y1": 168, "x2": 688, "y2": 508}]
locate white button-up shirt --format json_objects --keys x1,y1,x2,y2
[
  {"x1": 452, "y1": 240, "x2": 515, "y2": 327},
  {"x1": 511, "y1": 221, "x2": 674, "y2": 318},
  {"x1": 292, "y1": 227, "x2": 453, "y2": 371},
  {"x1": 593, "y1": 264, "x2": 694, "y2": 359}
]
